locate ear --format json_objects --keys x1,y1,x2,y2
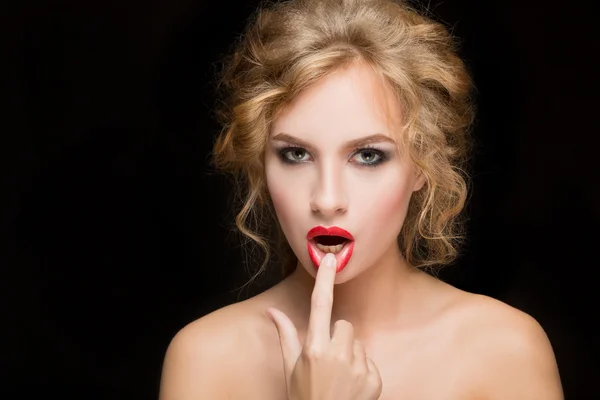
[{"x1": 412, "y1": 170, "x2": 426, "y2": 192}]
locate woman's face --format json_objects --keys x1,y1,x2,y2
[{"x1": 265, "y1": 62, "x2": 424, "y2": 281}]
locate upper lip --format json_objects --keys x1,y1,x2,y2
[{"x1": 306, "y1": 226, "x2": 354, "y2": 241}]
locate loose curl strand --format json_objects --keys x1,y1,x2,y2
[{"x1": 212, "y1": 0, "x2": 475, "y2": 288}]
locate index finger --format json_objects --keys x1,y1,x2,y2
[{"x1": 306, "y1": 253, "x2": 337, "y2": 349}]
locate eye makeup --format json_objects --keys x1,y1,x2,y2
[{"x1": 275, "y1": 144, "x2": 390, "y2": 168}]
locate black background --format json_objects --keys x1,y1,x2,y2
[{"x1": 4, "y1": 0, "x2": 598, "y2": 398}]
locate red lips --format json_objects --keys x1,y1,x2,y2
[
  {"x1": 306, "y1": 226, "x2": 355, "y2": 273},
  {"x1": 306, "y1": 226, "x2": 354, "y2": 241}
]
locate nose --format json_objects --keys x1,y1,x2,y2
[{"x1": 309, "y1": 163, "x2": 348, "y2": 218}]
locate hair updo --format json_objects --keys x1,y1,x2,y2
[{"x1": 212, "y1": 0, "x2": 474, "y2": 287}]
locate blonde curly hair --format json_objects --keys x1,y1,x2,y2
[{"x1": 212, "y1": 0, "x2": 474, "y2": 287}]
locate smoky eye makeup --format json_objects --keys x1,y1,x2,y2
[
  {"x1": 349, "y1": 145, "x2": 389, "y2": 167},
  {"x1": 277, "y1": 146, "x2": 311, "y2": 164},
  {"x1": 274, "y1": 144, "x2": 390, "y2": 168}
]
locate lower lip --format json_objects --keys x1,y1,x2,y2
[{"x1": 307, "y1": 240, "x2": 355, "y2": 273}]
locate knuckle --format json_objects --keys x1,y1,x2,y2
[
  {"x1": 303, "y1": 346, "x2": 323, "y2": 361},
  {"x1": 352, "y1": 365, "x2": 367, "y2": 378},
  {"x1": 333, "y1": 351, "x2": 351, "y2": 363},
  {"x1": 334, "y1": 319, "x2": 352, "y2": 328},
  {"x1": 334, "y1": 319, "x2": 354, "y2": 333}
]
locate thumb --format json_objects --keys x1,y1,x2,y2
[{"x1": 267, "y1": 307, "x2": 302, "y2": 380}]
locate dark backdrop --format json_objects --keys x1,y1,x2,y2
[{"x1": 4, "y1": 0, "x2": 598, "y2": 398}]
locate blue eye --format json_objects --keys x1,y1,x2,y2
[
  {"x1": 351, "y1": 148, "x2": 386, "y2": 167},
  {"x1": 276, "y1": 146, "x2": 388, "y2": 168},
  {"x1": 279, "y1": 147, "x2": 312, "y2": 163}
]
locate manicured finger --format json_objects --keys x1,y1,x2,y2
[{"x1": 306, "y1": 253, "x2": 337, "y2": 349}]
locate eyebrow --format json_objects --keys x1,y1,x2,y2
[{"x1": 271, "y1": 132, "x2": 396, "y2": 151}]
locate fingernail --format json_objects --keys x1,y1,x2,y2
[{"x1": 324, "y1": 253, "x2": 337, "y2": 268}]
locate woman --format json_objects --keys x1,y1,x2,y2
[{"x1": 159, "y1": 0, "x2": 563, "y2": 398}]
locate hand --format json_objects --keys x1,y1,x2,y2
[{"x1": 267, "y1": 253, "x2": 383, "y2": 400}]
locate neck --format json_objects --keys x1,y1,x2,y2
[{"x1": 285, "y1": 244, "x2": 429, "y2": 343}]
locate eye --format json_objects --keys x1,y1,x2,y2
[
  {"x1": 279, "y1": 147, "x2": 312, "y2": 163},
  {"x1": 351, "y1": 148, "x2": 386, "y2": 166},
  {"x1": 276, "y1": 145, "x2": 388, "y2": 167}
]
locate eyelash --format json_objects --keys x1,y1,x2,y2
[{"x1": 277, "y1": 145, "x2": 388, "y2": 168}]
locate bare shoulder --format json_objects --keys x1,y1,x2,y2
[
  {"x1": 451, "y1": 292, "x2": 564, "y2": 399},
  {"x1": 159, "y1": 297, "x2": 275, "y2": 400}
]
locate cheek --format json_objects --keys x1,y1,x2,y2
[
  {"x1": 379, "y1": 186, "x2": 412, "y2": 225},
  {"x1": 265, "y1": 163, "x2": 301, "y2": 230},
  {"x1": 357, "y1": 171, "x2": 415, "y2": 235}
]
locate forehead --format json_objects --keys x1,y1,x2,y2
[{"x1": 270, "y1": 62, "x2": 402, "y2": 142}]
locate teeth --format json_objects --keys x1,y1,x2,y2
[{"x1": 316, "y1": 242, "x2": 346, "y2": 254}]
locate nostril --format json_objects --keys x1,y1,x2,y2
[{"x1": 315, "y1": 235, "x2": 348, "y2": 246}]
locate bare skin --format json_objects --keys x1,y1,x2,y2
[
  {"x1": 267, "y1": 253, "x2": 383, "y2": 400},
  {"x1": 159, "y1": 261, "x2": 563, "y2": 399},
  {"x1": 159, "y1": 64, "x2": 563, "y2": 399}
]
